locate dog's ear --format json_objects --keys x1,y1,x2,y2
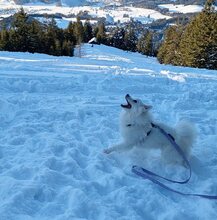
[{"x1": 144, "y1": 105, "x2": 152, "y2": 110}]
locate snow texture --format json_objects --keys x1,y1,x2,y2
[{"x1": 0, "y1": 44, "x2": 217, "y2": 220}]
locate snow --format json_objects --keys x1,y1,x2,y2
[
  {"x1": 0, "y1": 44, "x2": 217, "y2": 220},
  {"x1": 158, "y1": 4, "x2": 204, "y2": 14}
]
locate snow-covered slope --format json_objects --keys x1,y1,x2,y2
[
  {"x1": 0, "y1": 44, "x2": 217, "y2": 220},
  {"x1": 159, "y1": 3, "x2": 217, "y2": 14},
  {"x1": 159, "y1": 4, "x2": 203, "y2": 13}
]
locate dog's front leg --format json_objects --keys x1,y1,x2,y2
[{"x1": 104, "y1": 142, "x2": 134, "y2": 154}]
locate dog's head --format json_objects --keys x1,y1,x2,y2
[{"x1": 121, "y1": 94, "x2": 152, "y2": 115}]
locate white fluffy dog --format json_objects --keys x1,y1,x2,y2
[{"x1": 104, "y1": 94, "x2": 196, "y2": 164}]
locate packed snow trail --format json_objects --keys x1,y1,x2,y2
[{"x1": 0, "y1": 44, "x2": 217, "y2": 220}]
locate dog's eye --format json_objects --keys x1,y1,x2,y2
[{"x1": 133, "y1": 100, "x2": 137, "y2": 103}]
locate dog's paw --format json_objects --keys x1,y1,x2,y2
[{"x1": 103, "y1": 148, "x2": 112, "y2": 154}]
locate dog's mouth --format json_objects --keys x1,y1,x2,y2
[{"x1": 121, "y1": 94, "x2": 132, "y2": 109}]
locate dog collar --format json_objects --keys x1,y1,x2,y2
[{"x1": 127, "y1": 122, "x2": 175, "y2": 140}]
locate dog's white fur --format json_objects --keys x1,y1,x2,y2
[{"x1": 104, "y1": 94, "x2": 196, "y2": 164}]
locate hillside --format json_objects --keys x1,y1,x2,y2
[
  {"x1": 0, "y1": 44, "x2": 217, "y2": 219},
  {"x1": 0, "y1": 1, "x2": 171, "y2": 26},
  {"x1": 0, "y1": 0, "x2": 213, "y2": 31}
]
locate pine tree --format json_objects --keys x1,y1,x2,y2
[
  {"x1": 74, "y1": 17, "x2": 84, "y2": 44},
  {"x1": 179, "y1": 0, "x2": 217, "y2": 69},
  {"x1": 12, "y1": 7, "x2": 28, "y2": 28},
  {"x1": 204, "y1": 0, "x2": 215, "y2": 12},
  {"x1": 44, "y1": 18, "x2": 60, "y2": 55},
  {"x1": 54, "y1": 39, "x2": 62, "y2": 56},
  {"x1": 144, "y1": 31, "x2": 153, "y2": 56},
  {"x1": 96, "y1": 22, "x2": 106, "y2": 44},
  {"x1": 157, "y1": 25, "x2": 184, "y2": 65},
  {"x1": 0, "y1": 9, "x2": 75, "y2": 57},
  {"x1": 62, "y1": 40, "x2": 74, "y2": 56},
  {"x1": 28, "y1": 20, "x2": 43, "y2": 53},
  {"x1": 65, "y1": 21, "x2": 77, "y2": 45},
  {"x1": 12, "y1": 8, "x2": 31, "y2": 52},
  {"x1": 137, "y1": 30, "x2": 154, "y2": 56},
  {"x1": 157, "y1": 0, "x2": 217, "y2": 69},
  {"x1": 83, "y1": 20, "x2": 93, "y2": 43},
  {"x1": 137, "y1": 35, "x2": 145, "y2": 55},
  {"x1": 0, "y1": 29, "x2": 10, "y2": 50},
  {"x1": 93, "y1": 25, "x2": 99, "y2": 38},
  {"x1": 110, "y1": 28, "x2": 126, "y2": 50},
  {"x1": 124, "y1": 27, "x2": 137, "y2": 52}
]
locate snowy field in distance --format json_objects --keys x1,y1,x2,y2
[
  {"x1": 0, "y1": 1, "x2": 171, "y2": 24},
  {"x1": 0, "y1": 44, "x2": 217, "y2": 220},
  {"x1": 158, "y1": 4, "x2": 212, "y2": 14}
]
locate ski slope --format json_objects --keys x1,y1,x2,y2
[{"x1": 0, "y1": 44, "x2": 217, "y2": 220}]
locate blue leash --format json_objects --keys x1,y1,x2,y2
[{"x1": 132, "y1": 123, "x2": 217, "y2": 200}]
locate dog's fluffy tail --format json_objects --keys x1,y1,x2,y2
[{"x1": 175, "y1": 120, "x2": 197, "y2": 158}]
